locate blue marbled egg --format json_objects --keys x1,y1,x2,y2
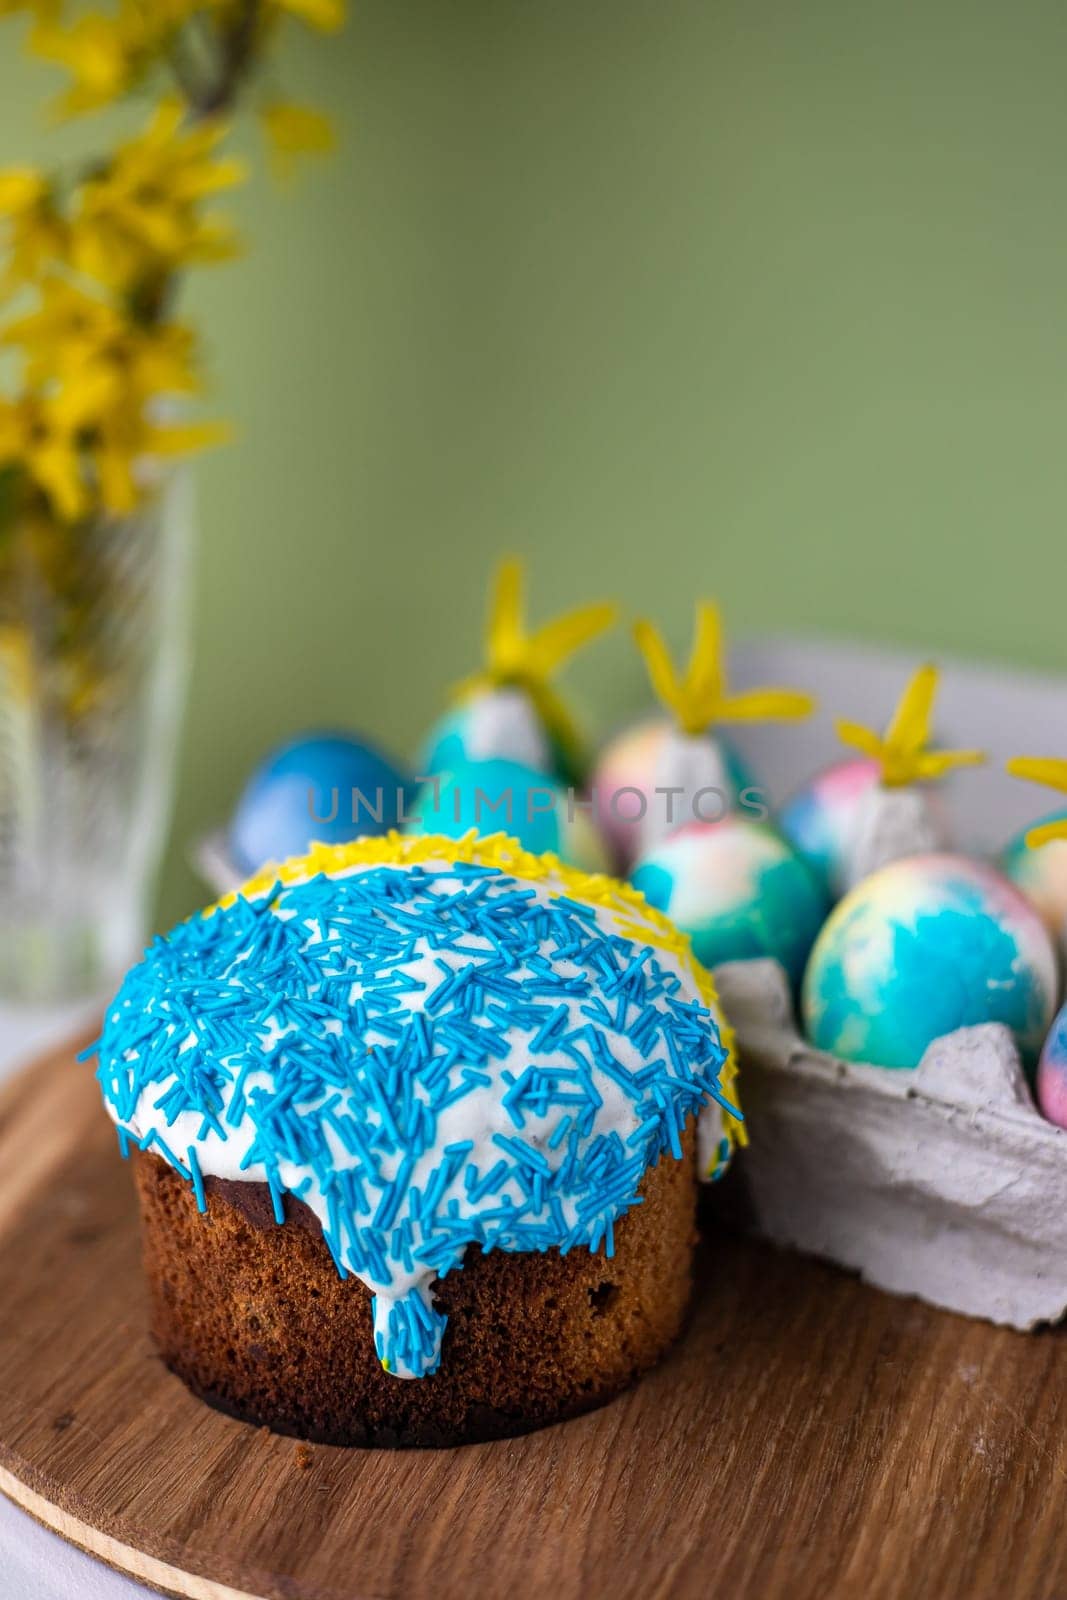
[
  {"x1": 1038, "y1": 1004, "x2": 1067, "y2": 1128},
  {"x1": 778, "y1": 757, "x2": 882, "y2": 898},
  {"x1": 630, "y1": 818, "x2": 828, "y2": 984},
  {"x1": 803, "y1": 853, "x2": 1058, "y2": 1070},
  {"x1": 406, "y1": 757, "x2": 607, "y2": 871},
  {"x1": 229, "y1": 732, "x2": 412, "y2": 875},
  {"x1": 421, "y1": 689, "x2": 577, "y2": 784}
]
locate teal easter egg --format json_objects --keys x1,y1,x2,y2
[
  {"x1": 630, "y1": 818, "x2": 827, "y2": 984},
  {"x1": 803, "y1": 853, "x2": 1058, "y2": 1070},
  {"x1": 406, "y1": 757, "x2": 607, "y2": 870},
  {"x1": 591, "y1": 718, "x2": 759, "y2": 870},
  {"x1": 420, "y1": 688, "x2": 583, "y2": 786},
  {"x1": 1002, "y1": 809, "x2": 1067, "y2": 946}
]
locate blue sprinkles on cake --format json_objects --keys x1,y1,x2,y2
[{"x1": 92, "y1": 832, "x2": 740, "y2": 1380}]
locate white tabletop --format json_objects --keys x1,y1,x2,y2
[
  {"x1": 2, "y1": 635, "x2": 1064, "y2": 1599},
  {"x1": 0, "y1": 1495, "x2": 147, "y2": 1600}
]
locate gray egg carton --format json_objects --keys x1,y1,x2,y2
[{"x1": 712, "y1": 958, "x2": 1067, "y2": 1330}]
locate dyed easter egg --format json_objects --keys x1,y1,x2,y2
[
  {"x1": 780, "y1": 759, "x2": 953, "y2": 899},
  {"x1": 592, "y1": 719, "x2": 757, "y2": 870},
  {"x1": 406, "y1": 757, "x2": 608, "y2": 871},
  {"x1": 229, "y1": 732, "x2": 413, "y2": 875},
  {"x1": 1037, "y1": 1005, "x2": 1067, "y2": 1128},
  {"x1": 630, "y1": 818, "x2": 828, "y2": 984},
  {"x1": 1002, "y1": 809, "x2": 1067, "y2": 947},
  {"x1": 778, "y1": 758, "x2": 883, "y2": 897},
  {"x1": 803, "y1": 854, "x2": 1058, "y2": 1070},
  {"x1": 421, "y1": 688, "x2": 574, "y2": 784}
]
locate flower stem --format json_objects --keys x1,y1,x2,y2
[{"x1": 193, "y1": 0, "x2": 262, "y2": 119}]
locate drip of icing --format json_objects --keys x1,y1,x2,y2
[{"x1": 92, "y1": 836, "x2": 738, "y2": 1380}]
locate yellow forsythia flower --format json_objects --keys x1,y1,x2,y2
[
  {"x1": 2, "y1": 277, "x2": 202, "y2": 405},
  {"x1": 0, "y1": 393, "x2": 91, "y2": 521},
  {"x1": 451, "y1": 558, "x2": 618, "y2": 785},
  {"x1": 0, "y1": 386, "x2": 228, "y2": 522},
  {"x1": 836, "y1": 664, "x2": 985, "y2": 788},
  {"x1": 0, "y1": 169, "x2": 68, "y2": 293},
  {"x1": 72, "y1": 97, "x2": 245, "y2": 287},
  {"x1": 93, "y1": 404, "x2": 230, "y2": 515},
  {"x1": 30, "y1": 8, "x2": 148, "y2": 116},
  {"x1": 633, "y1": 601, "x2": 816, "y2": 736},
  {"x1": 261, "y1": 100, "x2": 336, "y2": 178}
]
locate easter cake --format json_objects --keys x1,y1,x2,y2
[{"x1": 92, "y1": 832, "x2": 739, "y2": 1447}]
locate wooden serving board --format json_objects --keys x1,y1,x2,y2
[{"x1": 2, "y1": 1042, "x2": 1067, "y2": 1600}]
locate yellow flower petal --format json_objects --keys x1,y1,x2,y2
[
  {"x1": 95, "y1": 440, "x2": 140, "y2": 515},
  {"x1": 633, "y1": 618, "x2": 688, "y2": 727},
  {"x1": 835, "y1": 718, "x2": 884, "y2": 760},
  {"x1": 913, "y1": 747, "x2": 986, "y2": 780},
  {"x1": 142, "y1": 95, "x2": 186, "y2": 147},
  {"x1": 170, "y1": 154, "x2": 247, "y2": 202},
  {"x1": 1007, "y1": 756, "x2": 1067, "y2": 793},
  {"x1": 835, "y1": 667, "x2": 984, "y2": 787},
  {"x1": 636, "y1": 601, "x2": 815, "y2": 736},
  {"x1": 687, "y1": 601, "x2": 724, "y2": 707},
  {"x1": 31, "y1": 14, "x2": 140, "y2": 116},
  {"x1": 185, "y1": 215, "x2": 244, "y2": 263},
  {"x1": 31, "y1": 439, "x2": 88, "y2": 522},
  {"x1": 715, "y1": 687, "x2": 817, "y2": 723},
  {"x1": 145, "y1": 419, "x2": 232, "y2": 456},
  {"x1": 486, "y1": 557, "x2": 525, "y2": 676},
  {"x1": 884, "y1": 662, "x2": 938, "y2": 757},
  {"x1": 261, "y1": 101, "x2": 336, "y2": 178},
  {"x1": 1007, "y1": 756, "x2": 1067, "y2": 851},
  {"x1": 0, "y1": 168, "x2": 47, "y2": 215},
  {"x1": 52, "y1": 368, "x2": 124, "y2": 430},
  {"x1": 527, "y1": 601, "x2": 618, "y2": 680},
  {"x1": 1027, "y1": 819, "x2": 1067, "y2": 850}
]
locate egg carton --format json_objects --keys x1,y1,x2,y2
[{"x1": 712, "y1": 958, "x2": 1067, "y2": 1330}]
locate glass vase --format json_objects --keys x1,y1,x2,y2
[{"x1": 0, "y1": 473, "x2": 192, "y2": 1002}]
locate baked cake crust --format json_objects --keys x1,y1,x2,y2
[{"x1": 133, "y1": 1130, "x2": 698, "y2": 1448}]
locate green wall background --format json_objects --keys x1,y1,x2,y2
[{"x1": 3, "y1": 1, "x2": 1067, "y2": 927}]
